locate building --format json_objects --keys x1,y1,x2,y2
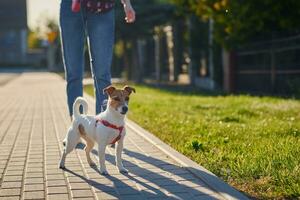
[{"x1": 0, "y1": 0, "x2": 28, "y2": 65}]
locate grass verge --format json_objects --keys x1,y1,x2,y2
[{"x1": 85, "y1": 84, "x2": 300, "y2": 199}]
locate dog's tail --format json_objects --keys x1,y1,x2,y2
[{"x1": 72, "y1": 97, "x2": 88, "y2": 119}]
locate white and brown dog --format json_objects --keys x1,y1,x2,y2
[{"x1": 59, "y1": 85, "x2": 135, "y2": 175}]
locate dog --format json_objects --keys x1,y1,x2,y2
[{"x1": 59, "y1": 85, "x2": 135, "y2": 175}]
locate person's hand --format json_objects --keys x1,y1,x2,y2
[{"x1": 123, "y1": 4, "x2": 135, "y2": 23}]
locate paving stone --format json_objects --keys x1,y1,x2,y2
[
  {"x1": 46, "y1": 174, "x2": 65, "y2": 180},
  {"x1": 26, "y1": 172, "x2": 44, "y2": 178},
  {"x1": 24, "y1": 184, "x2": 44, "y2": 191},
  {"x1": 25, "y1": 177, "x2": 44, "y2": 184},
  {"x1": 46, "y1": 179, "x2": 67, "y2": 187},
  {"x1": 119, "y1": 194, "x2": 144, "y2": 200},
  {"x1": 163, "y1": 185, "x2": 188, "y2": 193},
  {"x1": 178, "y1": 180, "x2": 207, "y2": 188},
  {"x1": 6, "y1": 166, "x2": 24, "y2": 171},
  {"x1": 27, "y1": 168, "x2": 43, "y2": 172},
  {"x1": 69, "y1": 182, "x2": 91, "y2": 190},
  {"x1": 117, "y1": 187, "x2": 141, "y2": 195},
  {"x1": 189, "y1": 185, "x2": 218, "y2": 196},
  {"x1": 140, "y1": 189, "x2": 167, "y2": 198},
  {"x1": 167, "y1": 192, "x2": 196, "y2": 200},
  {"x1": 5, "y1": 170, "x2": 24, "y2": 176},
  {"x1": 47, "y1": 186, "x2": 68, "y2": 194},
  {"x1": 151, "y1": 178, "x2": 178, "y2": 187},
  {"x1": 1, "y1": 181, "x2": 22, "y2": 188},
  {"x1": 47, "y1": 193, "x2": 70, "y2": 200},
  {"x1": 46, "y1": 169, "x2": 63, "y2": 175},
  {"x1": 0, "y1": 196, "x2": 21, "y2": 200},
  {"x1": 3, "y1": 175, "x2": 23, "y2": 182},
  {"x1": 73, "y1": 198, "x2": 95, "y2": 200},
  {"x1": 8, "y1": 160, "x2": 25, "y2": 167},
  {"x1": 91, "y1": 182, "x2": 116, "y2": 193},
  {"x1": 0, "y1": 188, "x2": 21, "y2": 196},
  {"x1": 96, "y1": 191, "x2": 119, "y2": 200},
  {"x1": 71, "y1": 189, "x2": 94, "y2": 198},
  {"x1": 24, "y1": 191, "x2": 45, "y2": 199},
  {"x1": 68, "y1": 176, "x2": 86, "y2": 183},
  {"x1": 114, "y1": 180, "x2": 136, "y2": 188},
  {"x1": 193, "y1": 194, "x2": 224, "y2": 200}
]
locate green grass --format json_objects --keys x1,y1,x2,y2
[{"x1": 85, "y1": 84, "x2": 300, "y2": 199}]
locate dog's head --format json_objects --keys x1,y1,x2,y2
[{"x1": 103, "y1": 85, "x2": 136, "y2": 115}]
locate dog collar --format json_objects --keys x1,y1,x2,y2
[{"x1": 95, "y1": 118, "x2": 124, "y2": 144}]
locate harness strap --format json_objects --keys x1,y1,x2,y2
[{"x1": 95, "y1": 118, "x2": 124, "y2": 144}]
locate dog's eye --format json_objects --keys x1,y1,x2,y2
[
  {"x1": 125, "y1": 97, "x2": 129, "y2": 101},
  {"x1": 113, "y1": 97, "x2": 120, "y2": 101}
]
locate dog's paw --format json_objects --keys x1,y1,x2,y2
[
  {"x1": 118, "y1": 167, "x2": 128, "y2": 174},
  {"x1": 59, "y1": 165, "x2": 65, "y2": 169},
  {"x1": 99, "y1": 169, "x2": 108, "y2": 175},
  {"x1": 89, "y1": 162, "x2": 96, "y2": 167}
]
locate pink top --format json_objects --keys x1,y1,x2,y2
[{"x1": 72, "y1": 0, "x2": 115, "y2": 13}]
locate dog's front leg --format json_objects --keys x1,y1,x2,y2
[
  {"x1": 116, "y1": 138, "x2": 128, "y2": 173},
  {"x1": 98, "y1": 144, "x2": 108, "y2": 175},
  {"x1": 59, "y1": 150, "x2": 67, "y2": 169}
]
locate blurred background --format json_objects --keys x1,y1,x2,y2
[{"x1": 1, "y1": 0, "x2": 300, "y2": 95}]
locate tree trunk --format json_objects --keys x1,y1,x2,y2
[
  {"x1": 154, "y1": 34, "x2": 161, "y2": 82},
  {"x1": 131, "y1": 39, "x2": 139, "y2": 82},
  {"x1": 136, "y1": 38, "x2": 146, "y2": 83},
  {"x1": 172, "y1": 18, "x2": 185, "y2": 82},
  {"x1": 164, "y1": 25, "x2": 175, "y2": 82},
  {"x1": 123, "y1": 41, "x2": 132, "y2": 80},
  {"x1": 188, "y1": 16, "x2": 201, "y2": 85}
]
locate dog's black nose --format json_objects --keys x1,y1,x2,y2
[{"x1": 122, "y1": 106, "x2": 128, "y2": 113}]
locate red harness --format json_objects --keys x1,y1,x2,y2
[{"x1": 95, "y1": 118, "x2": 124, "y2": 144}]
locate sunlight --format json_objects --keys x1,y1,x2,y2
[{"x1": 27, "y1": 0, "x2": 60, "y2": 30}]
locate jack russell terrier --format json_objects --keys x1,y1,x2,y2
[{"x1": 59, "y1": 85, "x2": 135, "y2": 175}]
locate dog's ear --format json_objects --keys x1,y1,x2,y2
[
  {"x1": 103, "y1": 85, "x2": 116, "y2": 95},
  {"x1": 123, "y1": 85, "x2": 136, "y2": 95}
]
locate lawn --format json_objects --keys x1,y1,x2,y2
[{"x1": 85, "y1": 84, "x2": 300, "y2": 199}]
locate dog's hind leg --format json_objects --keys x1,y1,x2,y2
[
  {"x1": 59, "y1": 127, "x2": 80, "y2": 169},
  {"x1": 84, "y1": 137, "x2": 95, "y2": 166},
  {"x1": 78, "y1": 125, "x2": 95, "y2": 166}
]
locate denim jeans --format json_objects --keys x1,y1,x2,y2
[{"x1": 59, "y1": 0, "x2": 115, "y2": 116}]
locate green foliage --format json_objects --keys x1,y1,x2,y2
[
  {"x1": 85, "y1": 84, "x2": 300, "y2": 199},
  {"x1": 27, "y1": 30, "x2": 42, "y2": 49},
  {"x1": 188, "y1": 140, "x2": 204, "y2": 152},
  {"x1": 171, "y1": 0, "x2": 300, "y2": 48},
  {"x1": 115, "y1": 0, "x2": 175, "y2": 39}
]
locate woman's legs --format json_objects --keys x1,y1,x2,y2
[
  {"x1": 60, "y1": 0, "x2": 86, "y2": 116},
  {"x1": 86, "y1": 10, "x2": 115, "y2": 114}
]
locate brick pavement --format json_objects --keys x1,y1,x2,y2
[{"x1": 0, "y1": 72, "x2": 246, "y2": 200}]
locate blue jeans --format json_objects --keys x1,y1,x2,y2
[{"x1": 59, "y1": 0, "x2": 115, "y2": 116}]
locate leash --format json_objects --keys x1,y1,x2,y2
[{"x1": 95, "y1": 118, "x2": 123, "y2": 144}]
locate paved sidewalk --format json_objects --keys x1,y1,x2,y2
[
  {"x1": 0, "y1": 72, "x2": 248, "y2": 200},
  {"x1": 0, "y1": 73, "x2": 19, "y2": 86}
]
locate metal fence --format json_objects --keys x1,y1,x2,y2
[{"x1": 235, "y1": 35, "x2": 300, "y2": 94}]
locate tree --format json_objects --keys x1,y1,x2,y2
[
  {"x1": 172, "y1": 0, "x2": 300, "y2": 48},
  {"x1": 28, "y1": 29, "x2": 42, "y2": 49}
]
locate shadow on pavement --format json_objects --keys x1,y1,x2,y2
[{"x1": 64, "y1": 142, "x2": 239, "y2": 199}]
